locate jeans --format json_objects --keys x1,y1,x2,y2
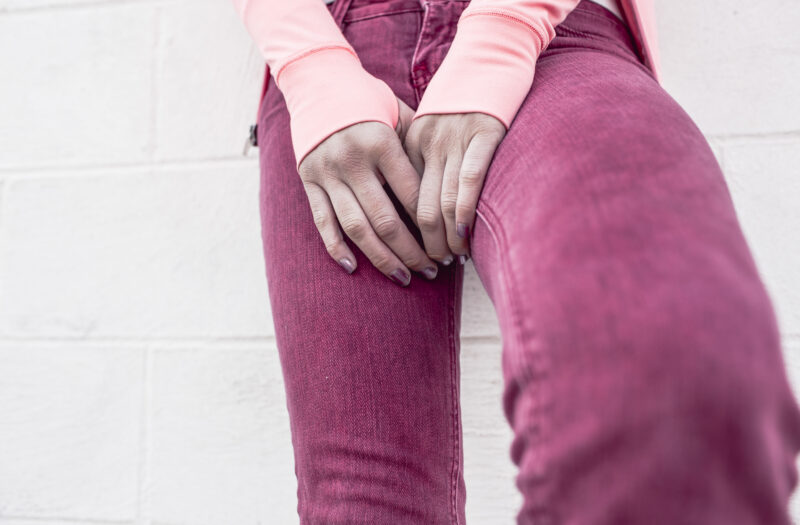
[{"x1": 255, "y1": 0, "x2": 800, "y2": 523}]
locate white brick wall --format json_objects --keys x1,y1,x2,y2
[{"x1": 0, "y1": 0, "x2": 798, "y2": 523}]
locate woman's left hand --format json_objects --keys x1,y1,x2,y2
[{"x1": 402, "y1": 112, "x2": 506, "y2": 264}]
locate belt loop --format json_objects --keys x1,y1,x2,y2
[{"x1": 330, "y1": 0, "x2": 355, "y2": 28}]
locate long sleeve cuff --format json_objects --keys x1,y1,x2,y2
[
  {"x1": 412, "y1": 10, "x2": 552, "y2": 129},
  {"x1": 276, "y1": 45, "x2": 399, "y2": 170}
]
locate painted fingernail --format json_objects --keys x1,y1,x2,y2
[
  {"x1": 338, "y1": 257, "x2": 355, "y2": 274},
  {"x1": 458, "y1": 254, "x2": 468, "y2": 265},
  {"x1": 442, "y1": 254, "x2": 454, "y2": 266},
  {"x1": 423, "y1": 266, "x2": 438, "y2": 280},
  {"x1": 457, "y1": 222, "x2": 470, "y2": 239},
  {"x1": 390, "y1": 268, "x2": 411, "y2": 286}
]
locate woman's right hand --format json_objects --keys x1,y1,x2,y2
[{"x1": 297, "y1": 96, "x2": 442, "y2": 287}]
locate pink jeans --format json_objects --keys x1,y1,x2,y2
[{"x1": 256, "y1": 0, "x2": 800, "y2": 522}]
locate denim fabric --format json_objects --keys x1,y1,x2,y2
[{"x1": 256, "y1": 1, "x2": 800, "y2": 523}]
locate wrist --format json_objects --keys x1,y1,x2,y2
[
  {"x1": 277, "y1": 46, "x2": 399, "y2": 170},
  {"x1": 412, "y1": 11, "x2": 547, "y2": 129}
]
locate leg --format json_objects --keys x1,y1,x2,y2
[
  {"x1": 256, "y1": 3, "x2": 466, "y2": 523},
  {"x1": 469, "y1": 2, "x2": 800, "y2": 523}
]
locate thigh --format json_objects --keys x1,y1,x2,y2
[
  {"x1": 255, "y1": 3, "x2": 467, "y2": 523},
  {"x1": 472, "y1": 6, "x2": 780, "y2": 373},
  {"x1": 470, "y1": 4, "x2": 800, "y2": 522}
]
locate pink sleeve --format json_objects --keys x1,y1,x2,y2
[
  {"x1": 232, "y1": 0, "x2": 399, "y2": 170},
  {"x1": 412, "y1": 0, "x2": 581, "y2": 129}
]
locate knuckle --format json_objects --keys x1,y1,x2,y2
[
  {"x1": 373, "y1": 215, "x2": 402, "y2": 240},
  {"x1": 311, "y1": 208, "x2": 331, "y2": 230},
  {"x1": 341, "y1": 217, "x2": 370, "y2": 240},
  {"x1": 455, "y1": 203, "x2": 474, "y2": 219},
  {"x1": 421, "y1": 134, "x2": 446, "y2": 158},
  {"x1": 459, "y1": 163, "x2": 483, "y2": 185},
  {"x1": 416, "y1": 207, "x2": 441, "y2": 231},
  {"x1": 440, "y1": 194, "x2": 458, "y2": 216},
  {"x1": 427, "y1": 250, "x2": 450, "y2": 262},
  {"x1": 318, "y1": 148, "x2": 337, "y2": 173},
  {"x1": 323, "y1": 236, "x2": 341, "y2": 255}
]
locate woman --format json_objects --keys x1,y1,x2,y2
[{"x1": 233, "y1": 0, "x2": 800, "y2": 522}]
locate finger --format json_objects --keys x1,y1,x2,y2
[
  {"x1": 325, "y1": 180, "x2": 414, "y2": 287},
  {"x1": 343, "y1": 167, "x2": 438, "y2": 280},
  {"x1": 440, "y1": 150, "x2": 467, "y2": 261},
  {"x1": 404, "y1": 131, "x2": 425, "y2": 179},
  {"x1": 456, "y1": 134, "x2": 496, "y2": 257},
  {"x1": 394, "y1": 97, "x2": 416, "y2": 143},
  {"x1": 416, "y1": 153, "x2": 454, "y2": 266},
  {"x1": 375, "y1": 138, "x2": 422, "y2": 230},
  {"x1": 303, "y1": 182, "x2": 359, "y2": 274}
]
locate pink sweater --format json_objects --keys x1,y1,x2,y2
[{"x1": 233, "y1": 0, "x2": 660, "y2": 169}]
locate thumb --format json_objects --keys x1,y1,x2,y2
[{"x1": 394, "y1": 96, "x2": 415, "y2": 142}]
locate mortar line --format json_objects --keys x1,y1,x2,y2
[
  {"x1": 0, "y1": 157, "x2": 260, "y2": 178},
  {"x1": 0, "y1": 0, "x2": 176, "y2": 16},
  {"x1": 135, "y1": 343, "x2": 154, "y2": 525}
]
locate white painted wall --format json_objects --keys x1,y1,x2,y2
[{"x1": 0, "y1": 0, "x2": 798, "y2": 523}]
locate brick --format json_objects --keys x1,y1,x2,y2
[
  {"x1": 0, "y1": 164, "x2": 271, "y2": 338},
  {"x1": 149, "y1": 342, "x2": 298, "y2": 525},
  {"x1": 0, "y1": 0, "x2": 118, "y2": 9},
  {"x1": 461, "y1": 262, "x2": 502, "y2": 339},
  {"x1": 0, "y1": 5, "x2": 154, "y2": 169},
  {"x1": 155, "y1": 0, "x2": 263, "y2": 161},
  {"x1": 460, "y1": 340, "x2": 521, "y2": 523},
  {"x1": 656, "y1": 0, "x2": 800, "y2": 136},
  {"x1": 721, "y1": 138, "x2": 800, "y2": 335},
  {"x1": 0, "y1": 343, "x2": 142, "y2": 521}
]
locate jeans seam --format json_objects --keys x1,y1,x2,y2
[
  {"x1": 447, "y1": 261, "x2": 462, "y2": 525},
  {"x1": 409, "y1": 1, "x2": 430, "y2": 104},
  {"x1": 539, "y1": 45, "x2": 656, "y2": 83}
]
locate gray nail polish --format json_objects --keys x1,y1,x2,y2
[
  {"x1": 338, "y1": 257, "x2": 355, "y2": 274},
  {"x1": 457, "y1": 222, "x2": 470, "y2": 239},
  {"x1": 442, "y1": 255, "x2": 454, "y2": 266},
  {"x1": 423, "y1": 266, "x2": 438, "y2": 280},
  {"x1": 390, "y1": 268, "x2": 410, "y2": 286},
  {"x1": 458, "y1": 254, "x2": 467, "y2": 265}
]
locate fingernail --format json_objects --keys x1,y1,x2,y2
[
  {"x1": 338, "y1": 257, "x2": 355, "y2": 274},
  {"x1": 390, "y1": 268, "x2": 410, "y2": 286},
  {"x1": 457, "y1": 222, "x2": 470, "y2": 239},
  {"x1": 423, "y1": 266, "x2": 438, "y2": 280},
  {"x1": 458, "y1": 254, "x2": 468, "y2": 265},
  {"x1": 442, "y1": 254, "x2": 454, "y2": 266}
]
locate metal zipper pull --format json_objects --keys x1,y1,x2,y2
[{"x1": 243, "y1": 123, "x2": 258, "y2": 156}]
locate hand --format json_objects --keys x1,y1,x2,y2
[
  {"x1": 297, "y1": 96, "x2": 440, "y2": 287},
  {"x1": 402, "y1": 112, "x2": 506, "y2": 264}
]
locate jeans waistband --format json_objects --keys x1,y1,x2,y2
[{"x1": 340, "y1": 0, "x2": 641, "y2": 68}]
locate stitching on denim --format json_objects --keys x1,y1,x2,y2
[
  {"x1": 474, "y1": 200, "x2": 552, "y2": 520},
  {"x1": 553, "y1": 25, "x2": 646, "y2": 65},
  {"x1": 556, "y1": 24, "x2": 614, "y2": 43},
  {"x1": 571, "y1": 4, "x2": 626, "y2": 30},
  {"x1": 409, "y1": 2, "x2": 430, "y2": 105},
  {"x1": 344, "y1": 7, "x2": 423, "y2": 24},
  {"x1": 538, "y1": 46, "x2": 656, "y2": 83},
  {"x1": 447, "y1": 262, "x2": 462, "y2": 524}
]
